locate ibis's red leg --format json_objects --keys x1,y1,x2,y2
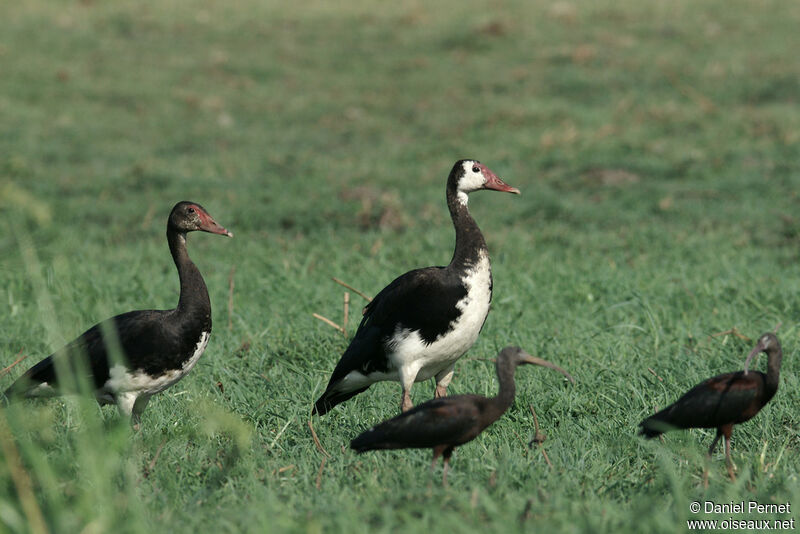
[
  {"x1": 707, "y1": 429, "x2": 723, "y2": 457},
  {"x1": 431, "y1": 445, "x2": 445, "y2": 469},
  {"x1": 441, "y1": 447, "x2": 455, "y2": 487},
  {"x1": 431, "y1": 444, "x2": 446, "y2": 488},
  {"x1": 721, "y1": 424, "x2": 736, "y2": 482},
  {"x1": 703, "y1": 429, "x2": 724, "y2": 487}
]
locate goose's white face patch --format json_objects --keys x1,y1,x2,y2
[
  {"x1": 456, "y1": 161, "x2": 486, "y2": 199},
  {"x1": 103, "y1": 331, "x2": 210, "y2": 396}
]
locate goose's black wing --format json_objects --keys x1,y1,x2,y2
[
  {"x1": 3, "y1": 309, "x2": 176, "y2": 399},
  {"x1": 313, "y1": 266, "x2": 467, "y2": 415}
]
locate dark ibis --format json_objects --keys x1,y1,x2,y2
[
  {"x1": 314, "y1": 160, "x2": 520, "y2": 415},
  {"x1": 350, "y1": 346, "x2": 574, "y2": 485},
  {"x1": 2, "y1": 201, "x2": 232, "y2": 429},
  {"x1": 638, "y1": 332, "x2": 782, "y2": 481}
]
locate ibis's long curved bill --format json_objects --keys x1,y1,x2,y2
[{"x1": 519, "y1": 352, "x2": 575, "y2": 384}]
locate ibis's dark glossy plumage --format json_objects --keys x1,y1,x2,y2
[
  {"x1": 314, "y1": 160, "x2": 520, "y2": 415},
  {"x1": 638, "y1": 333, "x2": 782, "y2": 480},
  {"x1": 350, "y1": 346, "x2": 574, "y2": 484},
  {"x1": 2, "y1": 201, "x2": 232, "y2": 429}
]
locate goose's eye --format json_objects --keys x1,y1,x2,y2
[{"x1": 472, "y1": 166, "x2": 480, "y2": 173}]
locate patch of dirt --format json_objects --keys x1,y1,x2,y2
[
  {"x1": 581, "y1": 168, "x2": 640, "y2": 186},
  {"x1": 339, "y1": 186, "x2": 408, "y2": 231}
]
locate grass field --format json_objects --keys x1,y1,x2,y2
[{"x1": 1, "y1": 0, "x2": 799, "y2": 532}]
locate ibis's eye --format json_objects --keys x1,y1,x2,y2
[
  {"x1": 188, "y1": 207, "x2": 196, "y2": 214},
  {"x1": 472, "y1": 166, "x2": 480, "y2": 173}
]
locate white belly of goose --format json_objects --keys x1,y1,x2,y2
[
  {"x1": 104, "y1": 331, "x2": 210, "y2": 396},
  {"x1": 334, "y1": 253, "x2": 492, "y2": 392},
  {"x1": 391, "y1": 252, "x2": 492, "y2": 381}
]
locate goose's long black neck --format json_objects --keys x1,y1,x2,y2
[
  {"x1": 167, "y1": 228, "x2": 212, "y2": 330},
  {"x1": 446, "y1": 187, "x2": 488, "y2": 269}
]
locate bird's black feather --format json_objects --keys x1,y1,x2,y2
[
  {"x1": 313, "y1": 266, "x2": 468, "y2": 415},
  {"x1": 639, "y1": 371, "x2": 767, "y2": 438},
  {"x1": 3, "y1": 308, "x2": 206, "y2": 399},
  {"x1": 351, "y1": 395, "x2": 490, "y2": 452}
]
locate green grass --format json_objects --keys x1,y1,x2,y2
[{"x1": 1, "y1": 0, "x2": 799, "y2": 532}]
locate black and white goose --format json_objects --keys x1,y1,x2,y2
[
  {"x1": 313, "y1": 160, "x2": 520, "y2": 415},
  {"x1": 2, "y1": 201, "x2": 232, "y2": 429}
]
